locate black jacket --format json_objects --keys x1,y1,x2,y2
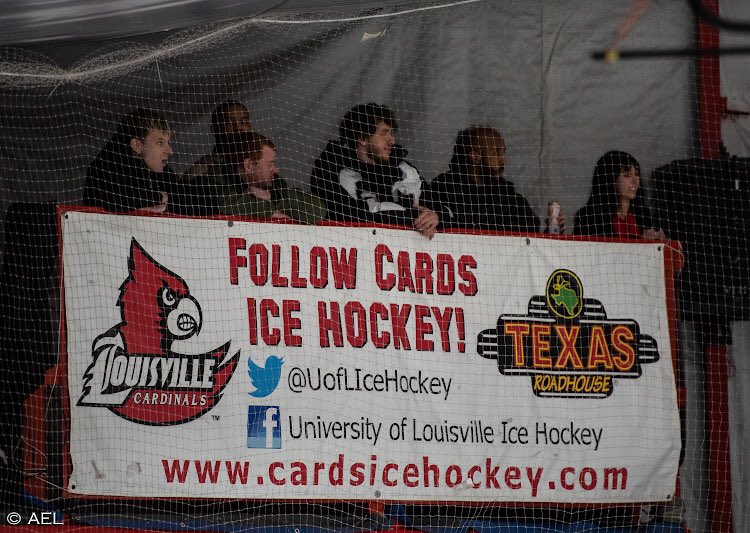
[
  {"x1": 310, "y1": 141, "x2": 443, "y2": 227},
  {"x1": 426, "y1": 170, "x2": 539, "y2": 233},
  {"x1": 573, "y1": 202, "x2": 655, "y2": 237},
  {"x1": 83, "y1": 148, "x2": 217, "y2": 216},
  {"x1": 84, "y1": 146, "x2": 171, "y2": 212}
]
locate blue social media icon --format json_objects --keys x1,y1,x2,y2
[
  {"x1": 247, "y1": 405, "x2": 281, "y2": 449},
  {"x1": 247, "y1": 356, "x2": 284, "y2": 398}
]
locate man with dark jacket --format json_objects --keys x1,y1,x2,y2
[
  {"x1": 83, "y1": 108, "x2": 216, "y2": 216},
  {"x1": 183, "y1": 100, "x2": 252, "y2": 182},
  {"x1": 310, "y1": 103, "x2": 441, "y2": 238},
  {"x1": 428, "y1": 126, "x2": 561, "y2": 233},
  {"x1": 84, "y1": 108, "x2": 176, "y2": 213}
]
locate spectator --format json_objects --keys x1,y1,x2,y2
[
  {"x1": 83, "y1": 108, "x2": 177, "y2": 213},
  {"x1": 217, "y1": 131, "x2": 325, "y2": 224},
  {"x1": 310, "y1": 103, "x2": 441, "y2": 238},
  {"x1": 573, "y1": 150, "x2": 666, "y2": 239},
  {"x1": 428, "y1": 126, "x2": 562, "y2": 233},
  {"x1": 184, "y1": 100, "x2": 252, "y2": 182}
]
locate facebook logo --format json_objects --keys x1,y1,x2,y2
[{"x1": 247, "y1": 406, "x2": 281, "y2": 449}]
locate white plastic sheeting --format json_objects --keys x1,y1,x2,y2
[
  {"x1": 0, "y1": 1, "x2": 694, "y2": 223},
  {"x1": 0, "y1": 0, "x2": 412, "y2": 45},
  {"x1": 720, "y1": 1, "x2": 750, "y2": 157}
]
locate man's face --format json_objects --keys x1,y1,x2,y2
[
  {"x1": 361, "y1": 121, "x2": 395, "y2": 163},
  {"x1": 477, "y1": 132, "x2": 506, "y2": 178},
  {"x1": 224, "y1": 105, "x2": 252, "y2": 134},
  {"x1": 244, "y1": 145, "x2": 277, "y2": 189},
  {"x1": 132, "y1": 128, "x2": 172, "y2": 173}
]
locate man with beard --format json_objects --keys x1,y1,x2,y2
[
  {"x1": 428, "y1": 126, "x2": 565, "y2": 233},
  {"x1": 311, "y1": 103, "x2": 441, "y2": 238},
  {"x1": 217, "y1": 131, "x2": 325, "y2": 225}
]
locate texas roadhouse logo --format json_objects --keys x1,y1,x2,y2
[
  {"x1": 477, "y1": 269, "x2": 660, "y2": 398},
  {"x1": 78, "y1": 239, "x2": 240, "y2": 425}
]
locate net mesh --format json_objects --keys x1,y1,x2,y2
[{"x1": 0, "y1": 0, "x2": 745, "y2": 531}]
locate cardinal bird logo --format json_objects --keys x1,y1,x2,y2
[{"x1": 78, "y1": 238, "x2": 240, "y2": 425}]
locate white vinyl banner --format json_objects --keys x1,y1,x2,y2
[{"x1": 62, "y1": 210, "x2": 680, "y2": 502}]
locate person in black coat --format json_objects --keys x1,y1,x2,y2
[
  {"x1": 83, "y1": 108, "x2": 215, "y2": 215},
  {"x1": 427, "y1": 126, "x2": 557, "y2": 233},
  {"x1": 183, "y1": 99, "x2": 252, "y2": 182},
  {"x1": 310, "y1": 103, "x2": 442, "y2": 238},
  {"x1": 573, "y1": 150, "x2": 665, "y2": 239}
]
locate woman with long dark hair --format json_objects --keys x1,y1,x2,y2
[{"x1": 573, "y1": 150, "x2": 665, "y2": 239}]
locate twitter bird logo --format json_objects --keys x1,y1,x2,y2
[{"x1": 247, "y1": 355, "x2": 284, "y2": 398}]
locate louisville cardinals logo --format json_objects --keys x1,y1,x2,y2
[{"x1": 78, "y1": 239, "x2": 240, "y2": 425}]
